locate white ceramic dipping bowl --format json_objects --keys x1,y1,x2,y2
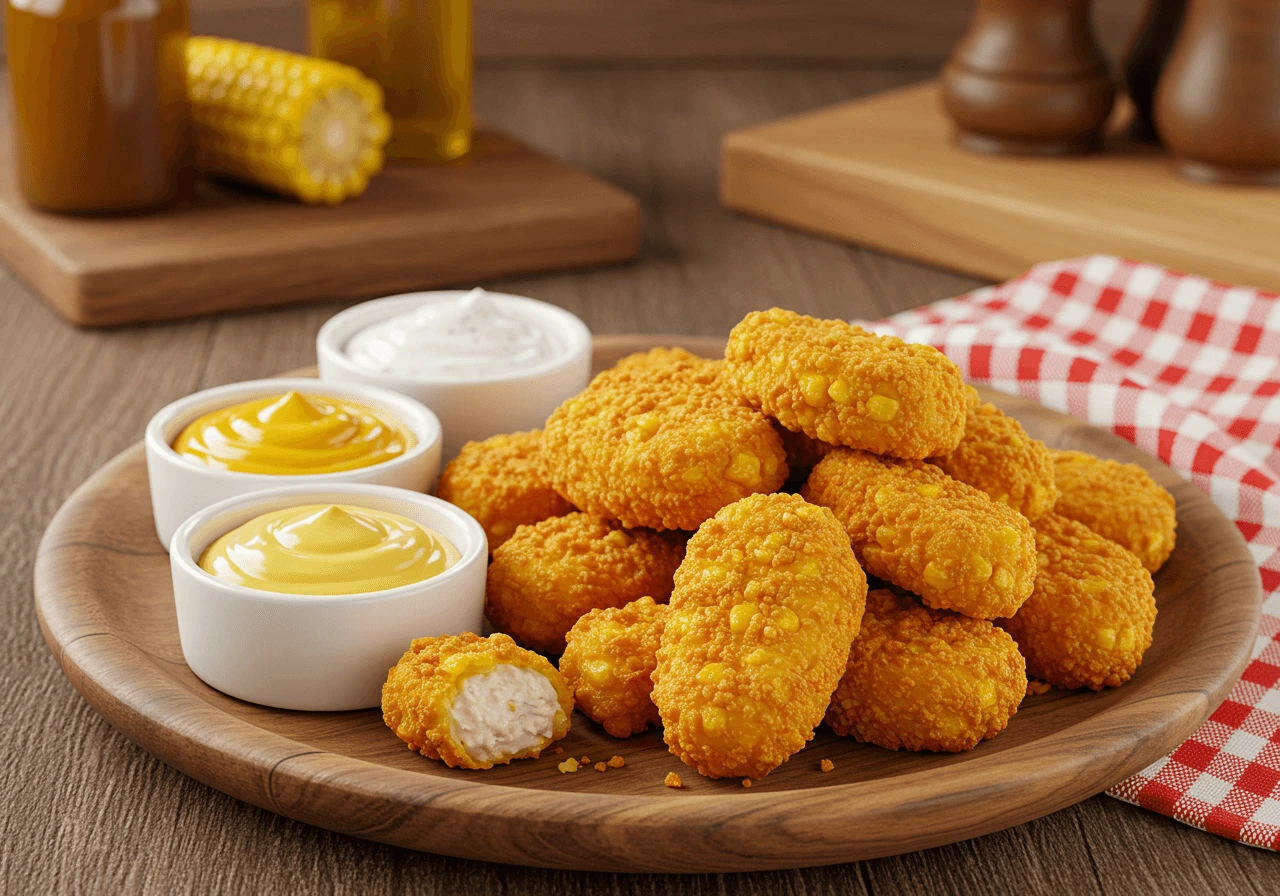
[
  {"x1": 145, "y1": 377, "x2": 442, "y2": 549},
  {"x1": 316, "y1": 291, "x2": 592, "y2": 460},
  {"x1": 170, "y1": 483, "x2": 488, "y2": 711}
]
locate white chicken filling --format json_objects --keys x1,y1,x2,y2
[{"x1": 449, "y1": 664, "x2": 561, "y2": 763}]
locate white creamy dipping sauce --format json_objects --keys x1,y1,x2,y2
[
  {"x1": 449, "y1": 663, "x2": 561, "y2": 762},
  {"x1": 344, "y1": 288, "x2": 566, "y2": 379}
]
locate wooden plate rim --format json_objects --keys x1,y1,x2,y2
[{"x1": 33, "y1": 334, "x2": 1262, "y2": 872}]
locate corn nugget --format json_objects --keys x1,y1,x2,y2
[
  {"x1": 999, "y1": 513, "x2": 1156, "y2": 690},
  {"x1": 652, "y1": 493, "x2": 867, "y2": 779},
  {"x1": 436, "y1": 429, "x2": 573, "y2": 552},
  {"x1": 382, "y1": 632, "x2": 573, "y2": 769},
  {"x1": 803, "y1": 449, "x2": 1036, "y2": 620},
  {"x1": 544, "y1": 348, "x2": 787, "y2": 531},
  {"x1": 724, "y1": 309, "x2": 968, "y2": 459},
  {"x1": 560, "y1": 597, "x2": 669, "y2": 738},
  {"x1": 930, "y1": 402, "x2": 1057, "y2": 520},
  {"x1": 485, "y1": 512, "x2": 684, "y2": 654},
  {"x1": 1051, "y1": 450, "x2": 1177, "y2": 573},
  {"x1": 825, "y1": 589, "x2": 1025, "y2": 752}
]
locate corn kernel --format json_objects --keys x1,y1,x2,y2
[
  {"x1": 777, "y1": 607, "x2": 800, "y2": 632},
  {"x1": 800, "y1": 373, "x2": 830, "y2": 407},
  {"x1": 701, "y1": 706, "x2": 727, "y2": 733},
  {"x1": 1097, "y1": 627, "x2": 1117, "y2": 650},
  {"x1": 876, "y1": 525, "x2": 897, "y2": 548},
  {"x1": 745, "y1": 648, "x2": 774, "y2": 665},
  {"x1": 994, "y1": 526, "x2": 1021, "y2": 548},
  {"x1": 874, "y1": 488, "x2": 893, "y2": 506},
  {"x1": 916, "y1": 483, "x2": 940, "y2": 499},
  {"x1": 1083, "y1": 577, "x2": 1109, "y2": 594},
  {"x1": 865, "y1": 394, "x2": 900, "y2": 422},
  {"x1": 628, "y1": 412, "x2": 660, "y2": 442},
  {"x1": 730, "y1": 602, "x2": 758, "y2": 633},
  {"x1": 725, "y1": 452, "x2": 763, "y2": 487},
  {"x1": 1082, "y1": 539, "x2": 1102, "y2": 550},
  {"x1": 970, "y1": 553, "x2": 993, "y2": 581},
  {"x1": 697, "y1": 663, "x2": 729, "y2": 684},
  {"x1": 796, "y1": 558, "x2": 823, "y2": 578},
  {"x1": 582, "y1": 659, "x2": 612, "y2": 686},
  {"x1": 699, "y1": 562, "x2": 729, "y2": 583},
  {"x1": 923, "y1": 561, "x2": 954, "y2": 590},
  {"x1": 1147, "y1": 532, "x2": 1165, "y2": 551},
  {"x1": 979, "y1": 680, "x2": 996, "y2": 706},
  {"x1": 1118, "y1": 628, "x2": 1136, "y2": 651},
  {"x1": 681, "y1": 466, "x2": 706, "y2": 483},
  {"x1": 992, "y1": 567, "x2": 1014, "y2": 590},
  {"x1": 827, "y1": 377, "x2": 853, "y2": 405}
]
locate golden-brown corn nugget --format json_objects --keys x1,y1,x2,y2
[
  {"x1": 803, "y1": 448, "x2": 1036, "y2": 620},
  {"x1": 998, "y1": 513, "x2": 1156, "y2": 690},
  {"x1": 1051, "y1": 450, "x2": 1177, "y2": 573},
  {"x1": 485, "y1": 512, "x2": 684, "y2": 654},
  {"x1": 560, "y1": 597, "x2": 669, "y2": 738},
  {"x1": 930, "y1": 402, "x2": 1057, "y2": 520},
  {"x1": 382, "y1": 632, "x2": 573, "y2": 770},
  {"x1": 543, "y1": 348, "x2": 787, "y2": 531},
  {"x1": 652, "y1": 493, "x2": 867, "y2": 779},
  {"x1": 435, "y1": 429, "x2": 573, "y2": 552},
  {"x1": 825, "y1": 589, "x2": 1025, "y2": 752},
  {"x1": 724, "y1": 309, "x2": 968, "y2": 459},
  {"x1": 610, "y1": 346, "x2": 723, "y2": 386}
]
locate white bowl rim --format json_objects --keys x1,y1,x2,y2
[
  {"x1": 316, "y1": 290, "x2": 592, "y2": 386},
  {"x1": 146, "y1": 377, "x2": 441, "y2": 484},
  {"x1": 169, "y1": 483, "x2": 487, "y2": 606}
]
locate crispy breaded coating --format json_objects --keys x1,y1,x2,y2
[
  {"x1": 825, "y1": 589, "x2": 1026, "y2": 752},
  {"x1": 998, "y1": 513, "x2": 1156, "y2": 690},
  {"x1": 485, "y1": 513, "x2": 684, "y2": 654},
  {"x1": 382, "y1": 632, "x2": 573, "y2": 770},
  {"x1": 724, "y1": 309, "x2": 968, "y2": 459},
  {"x1": 652, "y1": 493, "x2": 867, "y2": 779},
  {"x1": 930, "y1": 402, "x2": 1058, "y2": 520},
  {"x1": 543, "y1": 348, "x2": 787, "y2": 531},
  {"x1": 803, "y1": 448, "x2": 1036, "y2": 620},
  {"x1": 1051, "y1": 450, "x2": 1177, "y2": 573},
  {"x1": 435, "y1": 429, "x2": 573, "y2": 552},
  {"x1": 560, "y1": 597, "x2": 669, "y2": 738}
]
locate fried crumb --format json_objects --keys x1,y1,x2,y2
[
  {"x1": 580, "y1": 756, "x2": 591, "y2": 764},
  {"x1": 820, "y1": 759, "x2": 835, "y2": 772},
  {"x1": 742, "y1": 778, "x2": 752, "y2": 788},
  {"x1": 607, "y1": 756, "x2": 626, "y2": 768},
  {"x1": 1026, "y1": 678, "x2": 1052, "y2": 696},
  {"x1": 554, "y1": 747, "x2": 564, "y2": 755},
  {"x1": 558, "y1": 758, "x2": 580, "y2": 773},
  {"x1": 664, "y1": 772, "x2": 683, "y2": 789},
  {"x1": 594, "y1": 762, "x2": 607, "y2": 772}
]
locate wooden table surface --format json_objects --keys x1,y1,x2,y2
[{"x1": 2, "y1": 66, "x2": 1271, "y2": 895}]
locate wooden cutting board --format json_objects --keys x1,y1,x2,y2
[
  {"x1": 32, "y1": 335, "x2": 1261, "y2": 872},
  {"x1": 720, "y1": 81, "x2": 1280, "y2": 293},
  {"x1": 0, "y1": 107, "x2": 640, "y2": 327}
]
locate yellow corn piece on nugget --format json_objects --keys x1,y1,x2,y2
[
  {"x1": 382, "y1": 632, "x2": 573, "y2": 770},
  {"x1": 652, "y1": 493, "x2": 867, "y2": 779},
  {"x1": 998, "y1": 513, "x2": 1156, "y2": 690},
  {"x1": 826, "y1": 589, "x2": 1026, "y2": 752},
  {"x1": 724, "y1": 309, "x2": 968, "y2": 459},
  {"x1": 930, "y1": 402, "x2": 1058, "y2": 520},
  {"x1": 436, "y1": 429, "x2": 573, "y2": 552},
  {"x1": 560, "y1": 597, "x2": 670, "y2": 738},
  {"x1": 1051, "y1": 450, "x2": 1177, "y2": 573},
  {"x1": 803, "y1": 448, "x2": 1036, "y2": 620},
  {"x1": 543, "y1": 348, "x2": 787, "y2": 531},
  {"x1": 485, "y1": 513, "x2": 684, "y2": 654}
]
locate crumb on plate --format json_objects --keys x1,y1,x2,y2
[
  {"x1": 820, "y1": 759, "x2": 835, "y2": 772},
  {"x1": 558, "y1": 758, "x2": 580, "y2": 773},
  {"x1": 664, "y1": 772, "x2": 683, "y2": 789},
  {"x1": 607, "y1": 756, "x2": 625, "y2": 768}
]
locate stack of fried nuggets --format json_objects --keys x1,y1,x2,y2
[{"x1": 391, "y1": 308, "x2": 1178, "y2": 779}]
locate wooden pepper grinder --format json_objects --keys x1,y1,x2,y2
[
  {"x1": 1123, "y1": 0, "x2": 1187, "y2": 141},
  {"x1": 941, "y1": 0, "x2": 1116, "y2": 155},
  {"x1": 1155, "y1": 0, "x2": 1280, "y2": 184}
]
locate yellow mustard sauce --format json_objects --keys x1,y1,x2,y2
[
  {"x1": 172, "y1": 391, "x2": 414, "y2": 475},
  {"x1": 198, "y1": 503, "x2": 460, "y2": 595}
]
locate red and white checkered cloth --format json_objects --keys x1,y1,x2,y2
[{"x1": 868, "y1": 256, "x2": 1280, "y2": 850}]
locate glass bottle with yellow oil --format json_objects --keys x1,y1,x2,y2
[{"x1": 307, "y1": 0, "x2": 472, "y2": 164}]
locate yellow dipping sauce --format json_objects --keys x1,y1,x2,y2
[
  {"x1": 173, "y1": 391, "x2": 414, "y2": 475},
  {"x1": 199, "y1": 503, "x2": 459, "y2": 595}
]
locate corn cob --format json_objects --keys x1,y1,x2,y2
[{"x1": 185, "y1": 37, "x2": 391, "y2": 204}]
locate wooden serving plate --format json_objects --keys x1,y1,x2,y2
[{"x1": 34, "y1": 335, "x2": 1261, "y2": 872}]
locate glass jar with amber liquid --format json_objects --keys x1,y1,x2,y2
[
  {"x1": 6, "y1": 0, "x2": 193, "y2": 214},
  {"x1": 307, "y1": 0, "x2": 472, "y2": 163}
]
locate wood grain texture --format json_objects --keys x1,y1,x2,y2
[
  {"x1": 720, "y1": 81, "x2": 1280, "y2": 294},
  {"x1": 3, "y1": 66, "x2": 1274, "y2": 895},
  {"x1": 32, "y1": 334, "x2": 1261, "y2": 872},
  {"x1": 0, "y1": 122, "x2": 640, "y2": 327}
]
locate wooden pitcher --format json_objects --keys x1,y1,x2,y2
[
  {"x1": 1155, "y1": 0, "x2": 1280, "y2": 183},
  {"x1": 941, "y1": 0, "x2": 1115, "y2": 155}
]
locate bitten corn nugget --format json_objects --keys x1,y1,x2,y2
[
  {"x1": 652, "y1": 493, "x2": 867, "y2": 779},
  {"x1": 803, "y1": 449, "x2": 1036, "y2": 620},
  {"x1": 382, "y1": 633, "x2": 573, "y2": 769},
  {"x1": 1051, "y1": 450, "x2": 1177, "y2": 573},
  {"x1": 825, "y1": 589, "x2": 1025, "y2": 752},
  {"x1": 544, "y1": 348, "x2": 787, "y2": 531},
  {"x1": 999, "y1": 513, "x2": 1156, "y2": 690},
  {"x1": 724, "y1": 309, "x2": 968, "y2": 459},
  {"x1": 560, "y1": 597, "x2": 670, "y2": 738},
  {"x1": 930, "y1": 402, "x2": 1057, "y2": 520},
  {"x1": 485, "y1": 513, "x2": 684, "y2": 654},
  {"x1": 436, "y1": 429, "x2": 573, "y2": 552}
]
